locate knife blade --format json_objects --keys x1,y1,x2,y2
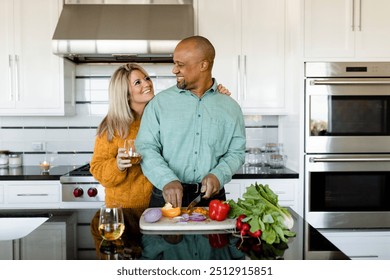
[{"x1": 186, "y1": 194, "x2": 201, "y2": 211}]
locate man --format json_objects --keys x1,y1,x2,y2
[{"x1": 136, "y1": 36, "x2": 246, "y2": 208}]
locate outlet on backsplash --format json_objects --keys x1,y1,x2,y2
[{"x1": 31, "y1": 142, "x2": 45, "y2": 151}]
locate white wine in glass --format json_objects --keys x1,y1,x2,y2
[
  {"x1": 124, "y1": 139, "x2": 142, "y2": 164},
  {"x1": 98, "y1": 206, "x2": 125, "y2": 241}
]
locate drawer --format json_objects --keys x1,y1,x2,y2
[
  {"x1": 5, "y1": 184, "x2": 60, "y2": 204},
  {"x1": 0, "y1": 185, "x2": 4, "y2": 204},
  {"x1": 269, "y1": 183, "x2": 295, "y2": 201}
]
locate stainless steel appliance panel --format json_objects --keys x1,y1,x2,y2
[
  {"x1": 305, "y1": 62, "x2": 390, "y2": 154},
  {"x1": 305, "y1": 154, "x2": 390, "y2": 229}
]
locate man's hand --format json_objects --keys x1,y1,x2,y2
[
  {"x1": 201, "y1": 174, "x2": 221, "y2": 199},
  {"x1": 162, "y1": 180, "x2": 183, "y2": 208}
]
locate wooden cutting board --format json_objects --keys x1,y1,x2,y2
[{"x1": 139, "y1": 208, "x2": 236, "y2": 231}]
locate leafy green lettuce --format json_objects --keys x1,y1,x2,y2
[{"x1": 228, "y1": 182, "x2": 296, "y2": 245}]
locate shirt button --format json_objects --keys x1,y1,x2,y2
[
  {"x1": 195, "y1": 151, "x2": 198, "y2": 154},
  {"x1": 193, "y1": 169, "x2": 196, "y2": 172},
  {"x1": 196, "y1": 132, "x2": 199, "y2": 135},
  {"x1": 198, "y1": 114, "x2": 201, "y2": 117}
]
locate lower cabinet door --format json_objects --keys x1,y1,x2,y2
[
  {"x1": 19, "y1": 213, "x2": 76, "y2": 260},
  {"x1": 0, "y1": 240, "x2": 13, "y2": 260}
]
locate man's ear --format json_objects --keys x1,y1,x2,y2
[{"x1": 200, "y1": 60, "x2": 210, "y2": 71}]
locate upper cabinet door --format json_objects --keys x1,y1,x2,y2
[
  {"x1": 0, "y1": 0, "x2": 15, "y2": 110},
  {"x1": 355, "y1": 0, "x2": 390, "y2": 58},
  {"x1": 305, "y1": 0, "x2": 390, "y2": 59},
  {"x1": 304, "y1": 0, "x2": 355, "y2": 58},
  {"x1": 0, "y1": 0, "x2": 65, "y2": 116},
  {"x1": 197, "y1": 0, "x2": 288, "y2": 115}
]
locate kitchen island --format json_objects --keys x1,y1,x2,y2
[{"x1": 95, "y1": 208, "x2": 348, "y2": 261}]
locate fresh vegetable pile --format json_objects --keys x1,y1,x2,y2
[{"x1": 228, "y1": 182, "x2": 296, "y2": 245}]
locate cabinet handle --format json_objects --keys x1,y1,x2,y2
[
  {"x1": 351, "y1": 0, "x2": 355, "y2": 31},
  {"x1": 8, "y1": 55, "x2": 14, "y2": 101},
  {"x1": 16, "y1": 194, "x2": 49, "y2": 197},
  {"x1": 310, "y1": 157, "x2": 390, "y2": 163},
  {"x1": 356, "y1": 0, "x2": 362, "y2": 31},
  {"x1": 15, "y1": 55, "x2": 20, "y2": 101},
  {"x1": 237, "y1": 55, "x2": 241, "y2": 101},
  {"x1": 243, "y1": 55, "x2": 247, "y2": 101}
]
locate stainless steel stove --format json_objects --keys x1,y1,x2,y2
[{"x1": 60, "y1": 164, "x2": 105, "y2": 209}]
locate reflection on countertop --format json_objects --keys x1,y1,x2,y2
[{"x1": 94, "y1": 208, "x2": 348, "y2": 260}]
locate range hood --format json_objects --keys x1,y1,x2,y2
[{"x1": 52, "y1": 1, "x2": 194, "y2": 63}]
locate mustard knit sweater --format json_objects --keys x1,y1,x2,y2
[{"x1": 90, "y1": 118, "x2": 153, "y2": 209}]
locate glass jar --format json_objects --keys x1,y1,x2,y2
[
  {"x1": 9, "y1": 153, "x2": 22, "y2": 168},
  {"x1": 268, "y1": 154, "x2": 287, "y2": 169},
  {"x1": 0, "y1": 153, "x2": 9, "y2": 168}
]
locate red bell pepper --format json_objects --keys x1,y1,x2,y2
[{"x1": 209, "y1": 199, "x2": 230, "y2": 221}]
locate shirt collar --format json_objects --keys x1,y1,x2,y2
[{"x1": 178, "y1": 78, "x2": 218, "y2": 96}]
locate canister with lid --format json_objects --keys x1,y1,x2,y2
[
  {"x1": 9, "y1": 153, "x2": 22, "y2": 168},
  {"x1": 0, "y1": 151, "x2": 9, "y2": 168}
]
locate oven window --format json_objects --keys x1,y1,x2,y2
[
  {"x1": 310, "y1": 172, "x2": 390, "y2": 211},
  {"x1": 310, "y1": 96, "x2": 390, "y2": 136}
]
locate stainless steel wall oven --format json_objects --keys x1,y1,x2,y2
[
  {"x1": 304, "y1": 62, "x2": 390, "y2": 229},
  {"x1": 305, "y1": 62, "x2": 390, "y2": 154}
]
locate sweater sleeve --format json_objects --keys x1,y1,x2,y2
[{"x1": 90, "y1": 134, "x2": 128, "y2": 188}]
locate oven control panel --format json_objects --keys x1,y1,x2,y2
[{"x1": 62, "y1": 183, "x2": 105, "y2": 203}]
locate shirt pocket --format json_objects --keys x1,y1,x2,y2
[{"x1": 208, "y1": 118, "x2": 234, "y2": 155}]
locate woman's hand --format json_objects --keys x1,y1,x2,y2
[
  {"x1": 116, "y1": 147, "x2": 132, "y2": 171},
  {"x1": 217, "y1": 84, "x2": 231, "y2": 96}
]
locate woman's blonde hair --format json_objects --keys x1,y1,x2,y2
[{"x1": 96, "y1": 63, "x2": 150, "y2": 141}]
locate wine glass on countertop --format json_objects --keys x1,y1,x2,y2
[
  {"x1": 98, "y1": 205, "x2": 125, "y2": 241},
  {"x1": 124, "y1": 139, "x2": 142, "y2": 165}
]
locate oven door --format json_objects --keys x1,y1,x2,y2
[
  {"x1": 305, "y1": 78, "x2": 390, "y2": 153},
  {"x1": 305, "y1": 154, "x2": 390, "y2": 229}
]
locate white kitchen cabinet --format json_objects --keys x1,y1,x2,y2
[
  {"x1": 197, "y1": 0, "x2": 288, "y2": 114},
  {"x1": 0, "y1": 213, "x2": 76, "y2": 260},
  {"x1": 304, "y1": 0, "x2": 390, "y2": 59},
  {"x1": 227, "y1": 178, "x2": 301, "y2": 216},
  {"x1": 20, "y1": 214, "x2": 76, "y2": 260},
  {"x1": 0, "y1": 241, "x2": 13, "y2": 260},
  {"x1": 0, "y1": 0, "x2": 68, "y2": 116},
  {"x1": 319, "y1": 229, "x2": 390, "y2": 260},
  {"x1": 1, "y1": 181, "x2": 61, "y2": 209}
]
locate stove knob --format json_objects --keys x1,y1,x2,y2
[
  {"x1": 87, "y1": 187, "x2": 98, "y2": 197},
  {"x1": 73, "y1": 187, "x2": 84, "y2": 197}
]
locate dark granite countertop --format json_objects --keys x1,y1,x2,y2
[
  {"x1": 95, "y1": 208, "x2": 348, "y2": 260},
  {"x1": 0, "y1": 164, "x2": 298, "y2": 181},
  {"x1": 0, "y1": 165, "x2": 78, "y2": 180},
  {"x1": 233, "y1": 165, "x2": 299, "y2": 179}
]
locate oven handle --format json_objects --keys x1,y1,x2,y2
[
  {"x1": 311, "y1": 80, "x2": 390, "y2": 85},
  {"x1": 310, "y1": 157, "x2": 390, "y2": 163}
]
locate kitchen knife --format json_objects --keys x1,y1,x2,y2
[{"x1": 186, "y1": 194, "x2": 202, "y2": 211}]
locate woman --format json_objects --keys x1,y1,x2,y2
[{"x1": 89, "y1": 63, "x2": 230, "y2": 256}]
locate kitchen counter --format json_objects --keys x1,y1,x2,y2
[
  {"x1": 0, "y1": 165, "x2": 79, "y2": 180},
  {"x1": 233, "y1": 165, "x2": 298, "y2": 179},
  {"x1": 96, "y1": 208, "x2": 348, "y2": 260},
  {"x1": 0, "y1": 164, "x2": 298, "y2": 181}
]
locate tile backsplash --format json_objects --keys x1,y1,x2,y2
[{"x1": 0, "y1": 63, "x2": 278, "y2": 166}]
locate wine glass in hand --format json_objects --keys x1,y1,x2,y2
[
  {"x1": 124, "y1": 139, "x2": 142, "y2": 165},
  {"x1": 98, "y1": 205, "x2": 125, "y2": 241}
]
